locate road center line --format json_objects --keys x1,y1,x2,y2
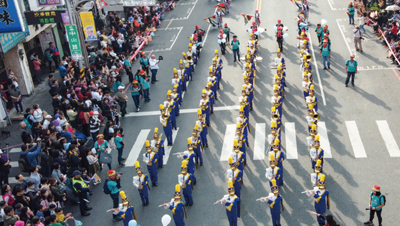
[{"x1": 166, "y1": 19, "x2": 173, "y2": 29}]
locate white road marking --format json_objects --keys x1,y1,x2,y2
[
  {"x1": 337, "y1": 19, "x2": 354, "y2": 55},
  {"x1": 358, "y1": 67, "x2": 397, "y2": 71},
  {"x1": 9, "y1": 148, "x2": 20, "y2": 153},
  {"x1": 164, "y1": 128, "x2": 180, "y2": 164},
  {"x1": 10, "y1": 161, "x2": 18, "y2": 167},
  {"x1": 253, "y1": 123, "x2": 266, "y2": 160},
  {"x1": 376, "y1": 120, "x2": 400, "y2": 157},
  {"x1": 8, "y1": 178, "x2": 18, "y2": 184},
  {"x1": 308, "y1": 34, "x2": 327, "y2": 106},
  {"x1": 318, "y1": 122, "x2": 332, "y2": 158},
  {"x1": 125, "y1": 129, "x2": 151, "y2": 166},
  {"x1": 345, "y1": 121, "x2": 367, "y2": 158},
  {"x1": 124, "y1": 105, "x2": 240, "y2": 117},
  {"x1": 167, "y1": 27, "x2": 183, "y2": 50},
  {"x1": 326, "y1": 0, "x2": 335, "y2": 10},
  {"x1": 220, "y1": 124, "x2": 236, "y2": 161},
  {"x1": 285, "y1": 122, "x2": 298, "y2": 159}
]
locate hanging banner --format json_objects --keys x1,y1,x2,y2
[
  {"x1": 66, "y1": 24, "x2": 82, "y2": 60},
  {"x1": 80, "y1": 12, "x2": 97, "y2": 41},
  {"x1": 0, "y1": 0, "x2": 25, "y2": 33},
  {"x1": 61, "y1": 12, "x2": 70, "y2": 25},
  {"x1": 0, "y1": 19, "x2": 29, "y2": 53}
]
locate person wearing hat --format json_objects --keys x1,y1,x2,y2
[
  {"x1": 364, "y1": 185, "x2": 385, "y2": 226},
  {"x1": 107, "y1": 191, "x2": 137, "y2": 226},
  {"x1": 43, "y1": 114, "x2": 53, "y2": 130},
  {"x1": 176, "y1": 140, "x2": 197, "y2": 185},
  {"x1": 306, "y1": 85, "x2": 318, "y2": 112},
  {"x1": 200, "y1": 89, "x2": 210, "y2": 126},
  {"x1": 72, "y1": 170, "x2": 92, "y2": 216},
  {"x1": 171, "y1": 85, "x2": 181, "y2": 116},
  {"x1": 255, "y1": 10, "x2": 261, "y2": 26},
  {"x1": 205, "y1": 83, "x2": 214, "y2": 113},
  {"x1": 216, "y1": 8, "x2": 224, "y2": 28},
  {"x1": 106, "y1": 170, "x2": 123, "y2": 221},
  {"x1": 94, "y1": 134, "x2": 112, "y2": 170},
  {"x1": 139, "y1": 52, "x2": 149, "y2": 76},
  {"x1": 218, "y1": 30, "x2": 227, "y2": 55},
  {"x1": 161, "y1": 184, "x2": 186, "y2": 226},
  {"x1": 193, "y1": 25, "x2": 205, "y2": 43},
  {"x1": 224, "y1": 0, "x2": 230, "y2": 14},
  {"x1": 320, "y1": 39, "x2": 331, "y2": 70},
  {"x1": 266, "y1": 153, "x2": 282, "y2": 190},
  {"x1": 190, "y1": 125, "x2": 203, "y2": 167},
  {"x1": 116, "y1": 85, "x2": 128, "y2": 117},
  {"x1": 215, "y1": 181, "x2": 239, "y2": 226},
  {"x1": 143, "y1": 140, "x2": 159, "y2": 187},
  {"x1": 310, "y1": 135, "x2": 324, "y2": 172},
  {"x1": 257, "y1": 179, "x2": 284, "y2": 226},
  {"x1": 311, "y1": 160, "x2": 325, "y2": 186},
  {"x1": 345, "y1": 55, "x2": 358, "y2": 87},
  {"x1": 160, "y1": 104, "x2": 173, "y2": 146},
  {"x1": 347, "y1": 2, "x2": 355, "y2": 25},
  {"x1": 223, "y1": 23, "x2": 231, "y2": 45},
  {"x1": 227, "y1": 157, "x2": 242, "y2": 217},
  {"x1": 164, "y1": 90, "x2": 177, "y2": 130},
  {"x1": 178, "y1": 161, "x2": 194, "y2": 206},
  {"x1": 130, "y1": 80, "x2": 141, "y2": 112},
  {"x1": 269, "y1": 139, "x2": 285, "y2": 186},
  {"x1": 196, "y1": 109, "x2": 208, "y2": 148},
  {"x1": 151, "y1": 128, "x2": 165, "y2": 168},
  {"x1": 315, "y1": 22, "x2": 323, "y2": 45},
  {"x1": 305, "y1": 175, "x2": 329, "y2": 225},
  {"x1": 133, "y1": 161, "x2": 150, "y2": 206},
  {"x1": 89, "y1": 111, "x2": 101, "y2": 141}
]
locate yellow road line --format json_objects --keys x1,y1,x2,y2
[
  {"x1": 166, "y1": 19, "x2": 173, "y2": 29},
  {"x1": 258, "y1": 0, "x2": 262, "y2": 11}
]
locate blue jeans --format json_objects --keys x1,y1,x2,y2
[
  {"x1": 14, "y1": 100, "x2": 23, "y2": 112},
  {"x1": 117, "y1": 147, "x2": 123, "y2": 165},
  {"x1": 143, "y1": 88, "x2": 150, "y2": 101},
  {"x1": 233, "y1": 49, "x2": 240, "y2": 61},
  {"x1": 131, "y1": 95, "x2": 140, "y2": 109},
  {"x1": 360, "y1": 24, "x2": 366, "y2": 33},
  {"x1": 349, "y1": 14, "x2": 354, "y2": 24},
  {"x1": 322, "y1": 56, "x2": 330, "y2": 68},
  {"x1": 151, "y1": 69, "x2": 158, "y2": 83},
  {"x1": 345, "y1": 72, "x2": 355, "y2": 85}
]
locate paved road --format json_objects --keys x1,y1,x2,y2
[{"x1": 6, "y1": 0, "x2": 400, "y2": 225}]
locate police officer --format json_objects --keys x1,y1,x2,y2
[{"x1": 72, "y1": 170, "x2": 92, "y2": 216}]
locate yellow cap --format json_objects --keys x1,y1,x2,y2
[
  {"x1": 310, "y1": 85, "x2": 314, "y2": 91},
  {"x1": 207, "y1": 82, "x2": 212, "y2": 86},
  {"x1": 303, "y1": 72, "x2": 308, "y2": 76},
  {"x1": 274, "y1": 85, "x2": 278, "y2": 91},
  {"x1": 301, "y1": 32, "x2": 305, "y2": 35},
  {"x1": 215, "y1": 49, "x2": 218, "y2": 54},
  {"x1": 316, "y1": 159, "x2": 321, "y2": 167},
  {"x1": 271, "y1": 179, "x2": 277, "y2": 187},
  {"x1": 190, "y1": 37, "x2": 193, "y2": 41},
  {"x1": 181, "y1": 161, "x2": 188, "y2": 168},
  {"x1": 305, "y1": 63, "x2": 309, "y2": 67},
  {"x1": 182, "y1": 52, "x2": 186, "y2": 56},
  {"x1": 175, "y1": 184, "x2": 181, "y2": 193},
  {"x1": 236, "y1": 123, "x2": 241, "y2": 129},
  {"x1": 234, "y1": 140, "x2": 238, "y2": 146},
  {"x1": 174, "y1": 85, "x2": 178, "y2": 89},
  {"x1": 197, "y1": 109, "x2": 202, "y2": 115},
  {"x1": 180, "y1": 59, "x2": 183, "y2": 64},
  {"x1": 228, "y1": 156, "x2": 233, "y2": 165},
  {"x1": 160, "y1": 104, "x2": 164, "y2": 110},
  {"x1": 277, "y1": 66, "x2": 282, "y2": 70},
  {"x1": 154, "y1": 128, "x2": 158, "y2": 133},
  {"x1": 135, "y1": 161, "x2": 140, "y2": 168},
  {"x1": 247, "y1": 47, "x2": 250, "y2": 52},
  {"x1": 189, "y1": 43, "x2": 192, "y2": 47},
  {"x1": 312, "y1": 124, "x2": 317, "y2": 130},
  {"x1": 250, "y1": 33, "x2": 253, "y2": 36},
  {"x1": 167, "y1": 90, "x2": 172, "y2": 95},
  {"x1": 240, "y1": 105, "x2": 244, "y2": 112},
  {"x1": 242, "y1": 85, "x2": 246, "y2": 91},
  {"x1": 120, "y1": 191, "x2": 127, "y2": 200},
  {"x1": 277, "y1": 48, "x2": 280, "y2": 53},
  {"x1": 246, "y1": 63, "x2": 249, "y2": 68},
  {"x1": 174, "y1": 68, "x2": 177, "y2": 73},
  {"x1": 300, "y1": 50, "x2": 303, "y2": 54},
  {"x1": 274, "y1": 138, "x2": 280, "y2": 145},
  {"x1": 269, "y1": 153, "x2": 275, "y2": 161},
  {"x1": 272, "y1": 107, "x2": 276, "y2": 112},
  {"x1": 202, "y1": 89, "x2": 206, "y2": 94},
  {"x1": 274, "y1": 74, "x2": 279, "y2": 79},
  {"x1": 246, "y1": 54, "x2": 251, "y2": 59},
  {"x1": 303, "y1": 40, "x2": 307, "y2": 44},
  {"x1": 251, "y1": 41, "x2": 254, "y2": 45},
  {"x1": 320, "y1": 174, "x2": 325, "y2": 182},
  {"x1": 194, "y1": 124, "x2": 199, "y2": 130},
  {"x1": 209, "y1": 67, "x2": 212, "y2": 72},
  {"x1": 271, "y1": 121, "x2": 276, "y2": 127},
  {"x1": 146, "y1": 140, "x2": 150, "y2": 147},
  {"x1": 308, "y1": 104, "x2": 313, "y2": 110},
  {"x1": 228, "y1": 180, "x2": 233, "y2": 188},
  {"x1": 315, "y1": 135, "x2": 320, "y2": 141},
  {"x1": 243, "y1": 75, "x2": 248, "y2": 79},
  {"x1": 187, "y1": 138, "x2": 192, "y2": 145}
]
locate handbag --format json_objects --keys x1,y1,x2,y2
[{"x1": 99, "y1": 151, "x2": 112, "y2": 164}]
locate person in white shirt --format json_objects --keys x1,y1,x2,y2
[
  {"x1": 353, "y1": 26, "x2": 363, "y2": 52},
  {"x1": 149, "y1": 55, "x2": 160, "y2": 84},
  {"x1": 43, "y1": 115, "x2": 52, "y2": 129},
  {"x1": 32, "y1": 104, "x2": 44, "y2": 122},
  {"x1": 91, "y1": 87, "x2": 102, "y2": 101}
]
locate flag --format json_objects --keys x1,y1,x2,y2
[
  {"x1": 290, "y1": 0, "x2": 302, "y2": 8},
  {"x1": 296, "y1": 11, "x2": 306, "y2": 21},
  {"x1": 240, "y1": 14, "x2": 253, "y2": 25},
  {"x1": 215, "y1": 4, "x2": 227, "y2": 13},
  {"x1": 204, "y1": 16, "x2": 218, "y2": 27}
]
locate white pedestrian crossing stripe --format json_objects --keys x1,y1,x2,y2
[
  {"x1": 345, "y1": 121, "x2": 367, "y2": 158},
  {"x1": 164, "y1": 128, "x2": 180, "y2": 165},
  {"x1": 376, "y1": 120, "x2": 400, "y2": 157},
  {"x1": 285, "y1": 122, "x2": 298, "y2": 159},
  {"x1": 220, "y1": 124, "x2": 237, "y2": 161},
  {"x1": 253, "y1": 123, "x2": 266, "y2": 160},
  {"x1": 125, "y1": 129, "x2": 151, "y2": 166},
  {"x1": 318, "y1": 122, "x2": 332, "y2": 158}
]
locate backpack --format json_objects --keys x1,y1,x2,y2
[
  {"x1": 23, "y1": 114, "x2": 33, "y2": 129},
  {"x1": 379, "y1": 195, "x2": 386, "y2": 205},
  {"x1": 18, "y1": 155, "x2": 34, "y2": 172},
  {"x1": 103, "y1": 179, "x2": 111, "y2": 195}
]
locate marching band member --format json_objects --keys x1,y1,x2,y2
[
  {"x1": 274, "y1": 74, "x2": 284, "y2": 98},
  {"x1": 268, "y1": 121, "x2": 281, "y2": 153},
  {"x1": 257, "y1": 179, "x2": 284, "y2": 226},
  {"x1": 231, "y1": 140, "x2": 245, "y2": 171},
  {"x1": 311, "y1": 159, "x2": 324, "y2": 186},
  {"x1": 164, "y1": 90, "x2": 177, "y2": 130},
  {"x1": 306, "y1": 85, "x2": 318, "y2": 112},
  {"x1": 190, "y1": 125, "x2": 203, "y2": 167},
  {"x1": 172, "y1": 85, "x2": 181, "y2": 116},
  {"x1": 213, "y1": 59, "x2": 222, "y2": 90},
  {"x1": 274, "y1": 49, "x2": 286, "y2": 68},
  {"x1": 271, "y1": 85, "x2": 283, "y2": 117},
  {"x1": 306, "y1": 104, "x2": 318, "y2": 133},
  {"x1": 182, "y1": 52, "x2": 192, "y2": 81},
  {"x1": 178, "y1": 161, "x2": 194, "y2": 206},
  {"x1": 265, "y1": 153, "x2": 282, "y2": 190},
  {"x1": 306, "y1": 124, "x2": 317, "y2": 149},
  {"x1": 215, "y1": 181, "x2": 239, "y2": 226},
  {"x1": 310, "y1": 135, "x2": 324, "y2": 172},
  {"x1": 143, "y1": 140, "x2": 158, "y2": 187},
  {"x1": 270, "y1": 139, "x2": 285, "y2": 186},
  {"x1": 205, "y1": 82, "x2": 215, "y2": 113},
  {"x1": 302, "y1": 75, "x2": 312, "y2": 100},
  {"x1": 208, "y1": 67, "x2": 218, "y2": 100},
  {"x1": 160, "y1": 104, "x2": 173, "y2": 146},
  {"x1": 151, "y1": 128, "x2": 164, "y2": 168},
  {"x1": 200, "y1": 89, "x2": 210, "y2": 126},
  {"x1": 214, "y1": 49, "x2": 224, "y2": 67},
  {"x1": 187, "y1": 43, "x2": 198, "y2": 65},
  {"x1": 239, "y1": 86, "x2": 250, "y2": 119},
  {"x1": 245, "y1": 63, "x2": 255, "y2": 86},
  {"x1": 248, "y1": 33, "x2": 258, "y2": 48},
  {"x1": 235, "y1": 122, "x2": 247, "y2": 164},
  {"x1": 243, "y1": 77, "x2": 254, "y2": 111},
  {"x1": 160, "y1": 184, "x2": 186, "y2": 226},
  {"x1": 227, "y1": 157, "x2": 243, "y2": 218},
  {"x1": 107, "y1": 191, "x2": 137, "y2": 226},
  {"x1": 304, "y1": 175, "x2": 329, "y2": 225},
  {"x1": 177, "y1": 62, "x2": 187, "y2": 92},
  {"x1": 196, "y1": 109, "x2": 208, "y2": 148},
  {"x1": 237, "y1": 106, "x2": 250, "y2": 147},
  {"x1": 172, "y1": 70, "x2": 182, "y2": 103},
  {"x1": 133, "y1": 161, "x2": 150, "y2": 206},
  {"x1": 250, "y1": 22, "x2": 258, "y2": 39},
  {"x1": 176, "y1": 139, "x2": 197, "y2": 185}
]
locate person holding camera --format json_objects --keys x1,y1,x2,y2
[
  {"x1": 353, "y1": 26, "x2": 363, "y2": 52},
  {"x1": 106, "y1": 170, "x2": 123, "y2": 222},
  {"x1": 364, "y1": 185, "x2": 385, "y2": 226}
]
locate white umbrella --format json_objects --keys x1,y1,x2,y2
[
  {"x1": 247, "y1": 27, "x2": 267, "y2": 35},
  {"x1": 386, "y1": 5, "x2": 400, "y2": 11}
]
